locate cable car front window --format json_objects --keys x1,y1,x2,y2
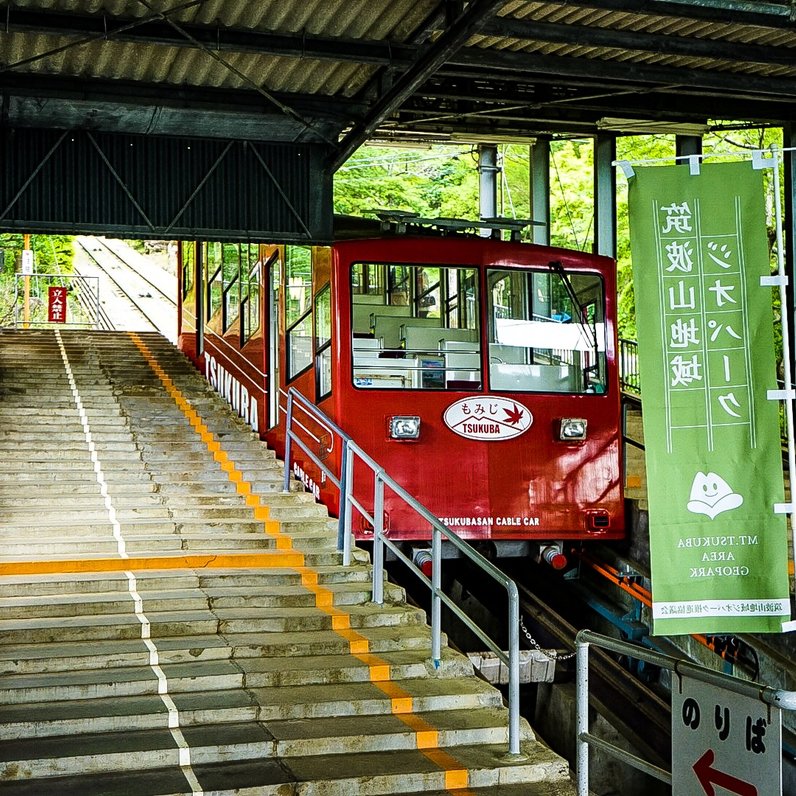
[
  {"x1": 487, "y1": 266, "x2": 607, "y2": 394},
  {"x1": 351, "y1": 262, "x2": 481, "y2": 390}
]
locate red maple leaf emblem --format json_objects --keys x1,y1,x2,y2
[{"x1": 503, "y1": 403, "x2": 524, "y2": 425}]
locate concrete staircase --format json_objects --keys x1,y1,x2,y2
[{"x1": 0, "y1": 328, "x2": 574, "y2": 795}]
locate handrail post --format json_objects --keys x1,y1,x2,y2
[
  {"x1": 282, "y1": 391, "x2": 294, "y2": 494},
  {"x1": 340, "y1": 443, "x2": 354, "y2": 566},
  {"x1": 94, "y1": 279, "x2": 100, "y2": 330},
  {"x1": 431, "y1": 525, "x2": 442, "y2": 666},
  {"x1": 576, "y1": 639, "x2": 590, "y2": 796},
  {"x1": 372, "y1": 473, "x2": 385, "y2": 604},
  {"x1": 337, "y1": 442, "x2": 349, "y2": 555},
  {"x1": 507, "y1": 582, "x2": 520, "y2": 756}
]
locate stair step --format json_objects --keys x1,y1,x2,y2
[
  {"x1": 0, "y1": 329, "x2": 573, "y2": 795},
  {"x1": 0, "y1": 660, "x2": 244, "y2": 704},
  {"x1": 0, "y1": 582, "x2": 401, "y2": 618},
  {"x1": 0, "y1": 626, "x2": 437, "y2": 675},
  {"x1": 0, "y1": 720, "x2": 273, "y2": 778}
]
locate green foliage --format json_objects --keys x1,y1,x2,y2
[
  {"x1": 0, "y1": 235, "x2": 75, "y2": 325},
  {"x1": 333, "y1": 130, "x2": 786, "y2": 345},
  {"x1": 334, "y1": 146, "x2": 470, "y2": 218}
]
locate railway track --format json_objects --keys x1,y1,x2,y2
[
  {"x1": 74, "y1": 237, "x2": 176, "y2": 339},
  {"x1": 91, "y1": 237, "x2": 176, "y2": 309},
  {"x1": 72, "y1": 271, "x2": 115, "y2": 331}
]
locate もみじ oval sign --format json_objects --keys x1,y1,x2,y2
[{"x1": 443, "y1": 396, "x2": 533, "y2": 441}]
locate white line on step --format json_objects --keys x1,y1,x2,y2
[
  {"x1": 126, "y1": 570, "x2": 205, "y2": 796},
  {"x1": 52, "y1": 331, "x2": 203, "y2": 795},
  {"x1": 54, "y1": 330, "x2": 127, "y2": 558}
]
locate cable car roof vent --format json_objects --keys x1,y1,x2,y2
[{"x1": 371, "y1": 210, "x2": 543, "y2": 241}]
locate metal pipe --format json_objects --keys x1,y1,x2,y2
[
  {"x1": 580, "y1": 733, "x2": 671, "y2": 784},
  {"x1": 337, "y1": 443, "x2": 349, "y2": 554},
  {"x1": 285, "y1": 386, "x2": 524, "y2": 754},
  {"x1": 770, "y1": 146, "x2": 796, "y2": 592},
  {"x1": 577, "y1": 629, "x2": 796, "y2": 707},
  {"x1": 431, "y1": 525, "x2": 442, "y2": 665},
  {"x1": 282, "y1": 394, "x2": 294, "y2": 494},
  {"x1": 507, "y1": 580, "x2": 520, "y2": 755},
  {"x1": 372, "y1": 473, "x2": 385, "y2": 605},
  {"x1": 576, "y1": 639, "x2": 590, "y2": 796},
  {"x1": 342, "y1": 444, "x2": 354, "y2": 566}
]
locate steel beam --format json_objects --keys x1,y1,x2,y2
[
  {"x1": 525, "y1": 0, "x2": 796, "y2": 28},
  {"x1": 675, "y1": 135, "x2": 702, "y2": 158},
  {"x1": 8, "y1": 4, "x2": 795, "y2": 70},
  {"x1": 478, "y1": 144, "x2": 498, "y2": 236},
  {"x1": 594, "y1": 134, "x2": 617, "y2": 259},
  {"x1": 1, "y1": 7, "x2": 416, "y2": 66},
  {"x1": 446, "y1": 50, "x2": 796, "y2": 101},
  {"x1": 329, "y1": 0, "x2": 505, "y2": 172},
  {"x1": 477, "y1": 17, "x2": 796, "y2": 66},
  {"x1": 530, "y1": 137, "x2": 551, "y2": 246}
]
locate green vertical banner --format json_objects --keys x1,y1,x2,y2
[{"x1": 628, "y1": 160, "x2": 790, "y2": 635}]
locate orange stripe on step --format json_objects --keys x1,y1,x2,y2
[
  {"x1": 127, "y1": 332, "x2": 470, "y2": 796},
  {"x1": 331, "y1": 613, "x2": 351, "y2": 631},
  {"x1": 443, "y1": 770, "x2": 471, "y2": 791},
  {"x1": 335, "y1": 627, "x2": 370, "y2": 655},
  {"x1": 391, "y1": 697, "x2": 413, "y2": 714},
  {"x1": 400, "y1": 712, "x2": 439, "y2": 737},
  {"x1": 366, "y1": 664, "x2": 390, "y2": 682},
  {"x1": 415, "y1": 731, "x2": 439, "y2": 750},
  {"x1": 0, "y1": 552, "x2": 306, "y2": 576},
  {"x1": 274, "y1": 536, "x2": 294, "y2": 551}
]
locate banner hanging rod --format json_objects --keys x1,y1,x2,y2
[{"x1": 613, "y1": 144, "x2": 796, "y2": 170}]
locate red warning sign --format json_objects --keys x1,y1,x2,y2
[{"x1": 48, "y1": 286, "x2": 67, "y2": 323}]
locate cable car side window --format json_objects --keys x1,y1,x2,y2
[
  {"x1": 487, "y1": 266, "x2": 606, "y2": 394},
  {"x1": 222, "y1": 243, "x2": 240, "y2": 331},
  {"x1": 205, "y1": 241, "x2": 223, "y2": 322},
  {"x1": 286, "y1": 245, "x2": 313, "y2": 380},
  {"x1": 315, "y1": 284, "x2": 332, "y2": 399},
  {"x1": 181, "y1": 242, "x2": 194, "y2": 300},
  {"x1": 241, "y1": 244, "x2": 264, "y2": 346},
  {"x1": 351, "y1": 262, "x2": 481, "y2": 390}
]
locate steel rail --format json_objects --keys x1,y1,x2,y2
[
  {"x1": 75, "y1": 239, "x2": 172, "y2": 332},
  {"x1": 91, "y1": 238, "x2": 176, "y2": 308},
  {"x1": 71, "y1": 266, "x2": 114, "y2": 331}
]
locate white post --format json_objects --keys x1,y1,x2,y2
[
  {"x1": 576, "y1": 640, "x2": 590, "y2": 796},
  {"x1": 771, "y1": 147, "x2": 796, "y2": 609}
]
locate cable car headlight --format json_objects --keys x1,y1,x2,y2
[
  {"x1": 559, "y1": 417, "x2": 587, "y2": 441},
  {"x1": 389, "y1": 416, "x2": 421, "y2": 440}
]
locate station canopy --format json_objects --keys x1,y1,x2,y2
[{"x1": 2, "y1": 0, "x2": 796, "y2": 169}]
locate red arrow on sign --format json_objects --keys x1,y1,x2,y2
[{"x1": 693, "y1": 749, "x2": 758, "y2": 796}]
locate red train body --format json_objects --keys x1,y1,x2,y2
[{"x1": 178, "y1": 223, "x2": 625, "y2": 556}]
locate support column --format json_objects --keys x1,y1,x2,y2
[
  {"x1": 594, "y1": 134, "x2": 617, "y2": 258},
  {"x1": 478, "y1": 144, "x2": 499, "y2": 236},
  {"x1": 530, "y1": 137, "x2": 551, "y2": 245},
  {"x1": 675, "y1": 135, "x2": 703, "y2": 159},
  {"x1": 784, "y1": 125, "x2": 796, "y2": 380}
]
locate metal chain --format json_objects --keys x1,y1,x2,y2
[{"x1": 520, "y1": 616, "x2": 576, "y2": 661}]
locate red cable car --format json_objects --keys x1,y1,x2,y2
[{"x1": 177, "y1": 217, "x2": 625, "y2": 558}]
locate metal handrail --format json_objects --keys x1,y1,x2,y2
[
  {"x1": 12, "y1": 272, "x2": 101, "y2": 330},
  {"x1": 618, "y1": 337, "x2": 640, "y2": 395},
  {"x1": 575, "y1": 629, "x2": 796, "y2": 796},
  {"x1": 283, "y1": 386, "x2": 524, "y2": 756}
]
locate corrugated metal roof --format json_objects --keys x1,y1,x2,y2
[{"x1": 3, "y1": 0, "x2": 796, "y2": 146}]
